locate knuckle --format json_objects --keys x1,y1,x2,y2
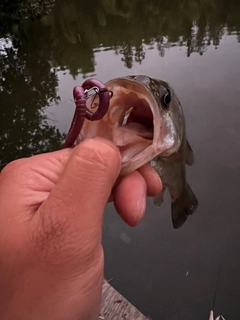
[
  {"x1": 74, "y1": 139, "x2": 120, "y2": 173},
  {"x1": 0, "y1": 159, "x2": 25, "y2": 180}
]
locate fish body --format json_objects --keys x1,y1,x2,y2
[
  {"x1": 151, "y1": 140, "x2": 197, "y2": 228},
  {"x1": 78, "y1": 75, "x2": 198, "y2": 228}
]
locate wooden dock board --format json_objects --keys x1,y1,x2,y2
[{"x1": 100, "y1": 280, "x2": 149, "y2": 320}]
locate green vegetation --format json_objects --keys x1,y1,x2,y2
[
  {"x1": 0, "y1": 0, "x2": 55, "y2": 24},
  {"x1": 0, "y1": 44, "x2": 63, "y2": 167}
]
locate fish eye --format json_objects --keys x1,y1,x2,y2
[{"x1": 162, "y1": 91, "x2": 171, "y2": 108}]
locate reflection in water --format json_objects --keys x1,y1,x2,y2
[
  {"x1": 1, "y1": 0, "x2": 239, "y2": 76},
  {"x1": 48, "y1": 0, "x2": 239, "y2": 69},
  {"x1": 0, "y1": 38, "x2": 64, "y2": 167},
  {"x1": 0, "y1": 0, "x2": 239, "y2": 165},
  {"x1": 0, "y1": 0, "x2": 55, "y2": 25}
]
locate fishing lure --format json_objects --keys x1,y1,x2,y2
[{"x1": 64, "y1": 78, "x2": 112, "y2": 148}]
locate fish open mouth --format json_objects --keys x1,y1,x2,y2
[
  {"x1": 116, "y1": 92, "x2": 154, "y2": 134},
  {"x1": 109, "y1": 88, "x2": 155, "y2": 161},
  {"x1": 80, "y1": 78, "x2": 162, "y2": 174}
]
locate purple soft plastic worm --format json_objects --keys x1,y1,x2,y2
[{"x1": 64, "y1": 79, "x2": 110, "y2": 148}]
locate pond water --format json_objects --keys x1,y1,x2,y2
[{"x1": 1, "y1": 1, "x2": 240, "y2": 319}]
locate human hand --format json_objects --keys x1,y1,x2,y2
[{"x1": 0, "y1": 138, "x2": 161, "y2": 320}]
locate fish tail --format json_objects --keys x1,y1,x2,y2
[{"x1": 171, "y1": 183, "x2": 198, "y2": 229}]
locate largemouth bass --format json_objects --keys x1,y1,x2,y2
[{"x1": 78, "y1": 75, "x2": 198, "y2": 228}]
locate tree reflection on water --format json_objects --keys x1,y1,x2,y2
[{"x1": 0, "y1": 0, "x2": 239, "y2": 167}]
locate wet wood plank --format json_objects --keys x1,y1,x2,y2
[{"x1": 99, "y1": 280, "x2": 149, "y2": 320}]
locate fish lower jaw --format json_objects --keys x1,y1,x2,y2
[{"x1": 120, "y1": 145, "x2": 159, "y2": 175}]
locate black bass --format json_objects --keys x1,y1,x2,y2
[{"x1": 78, "y1": 75, "x2": 198, "y2": 228}]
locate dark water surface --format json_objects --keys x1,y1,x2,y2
[{"x1": 1, "y1": 1, "x2": 240, "y2": 319}]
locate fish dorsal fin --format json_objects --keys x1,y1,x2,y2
[{"x1": 186, "y1": 140, "x2": 194, "y2": 166}]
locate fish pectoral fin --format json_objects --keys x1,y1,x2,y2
[
  {"x1": 171, "y1": 184, "x2": 198, "y2": 229},
  {"x1": 186, "y1": 140, "x2": 194, "y2": 166},
  {"x1": 153, "y1": 187, "x2": 166, "y2": 206}
]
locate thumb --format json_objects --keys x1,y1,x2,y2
[
  {"x1": 34, "y1": 138, "x2": 121, "y2": 261},
  {"x1": 54, "y1": 137, "x2": 121, "y2": 216}
]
